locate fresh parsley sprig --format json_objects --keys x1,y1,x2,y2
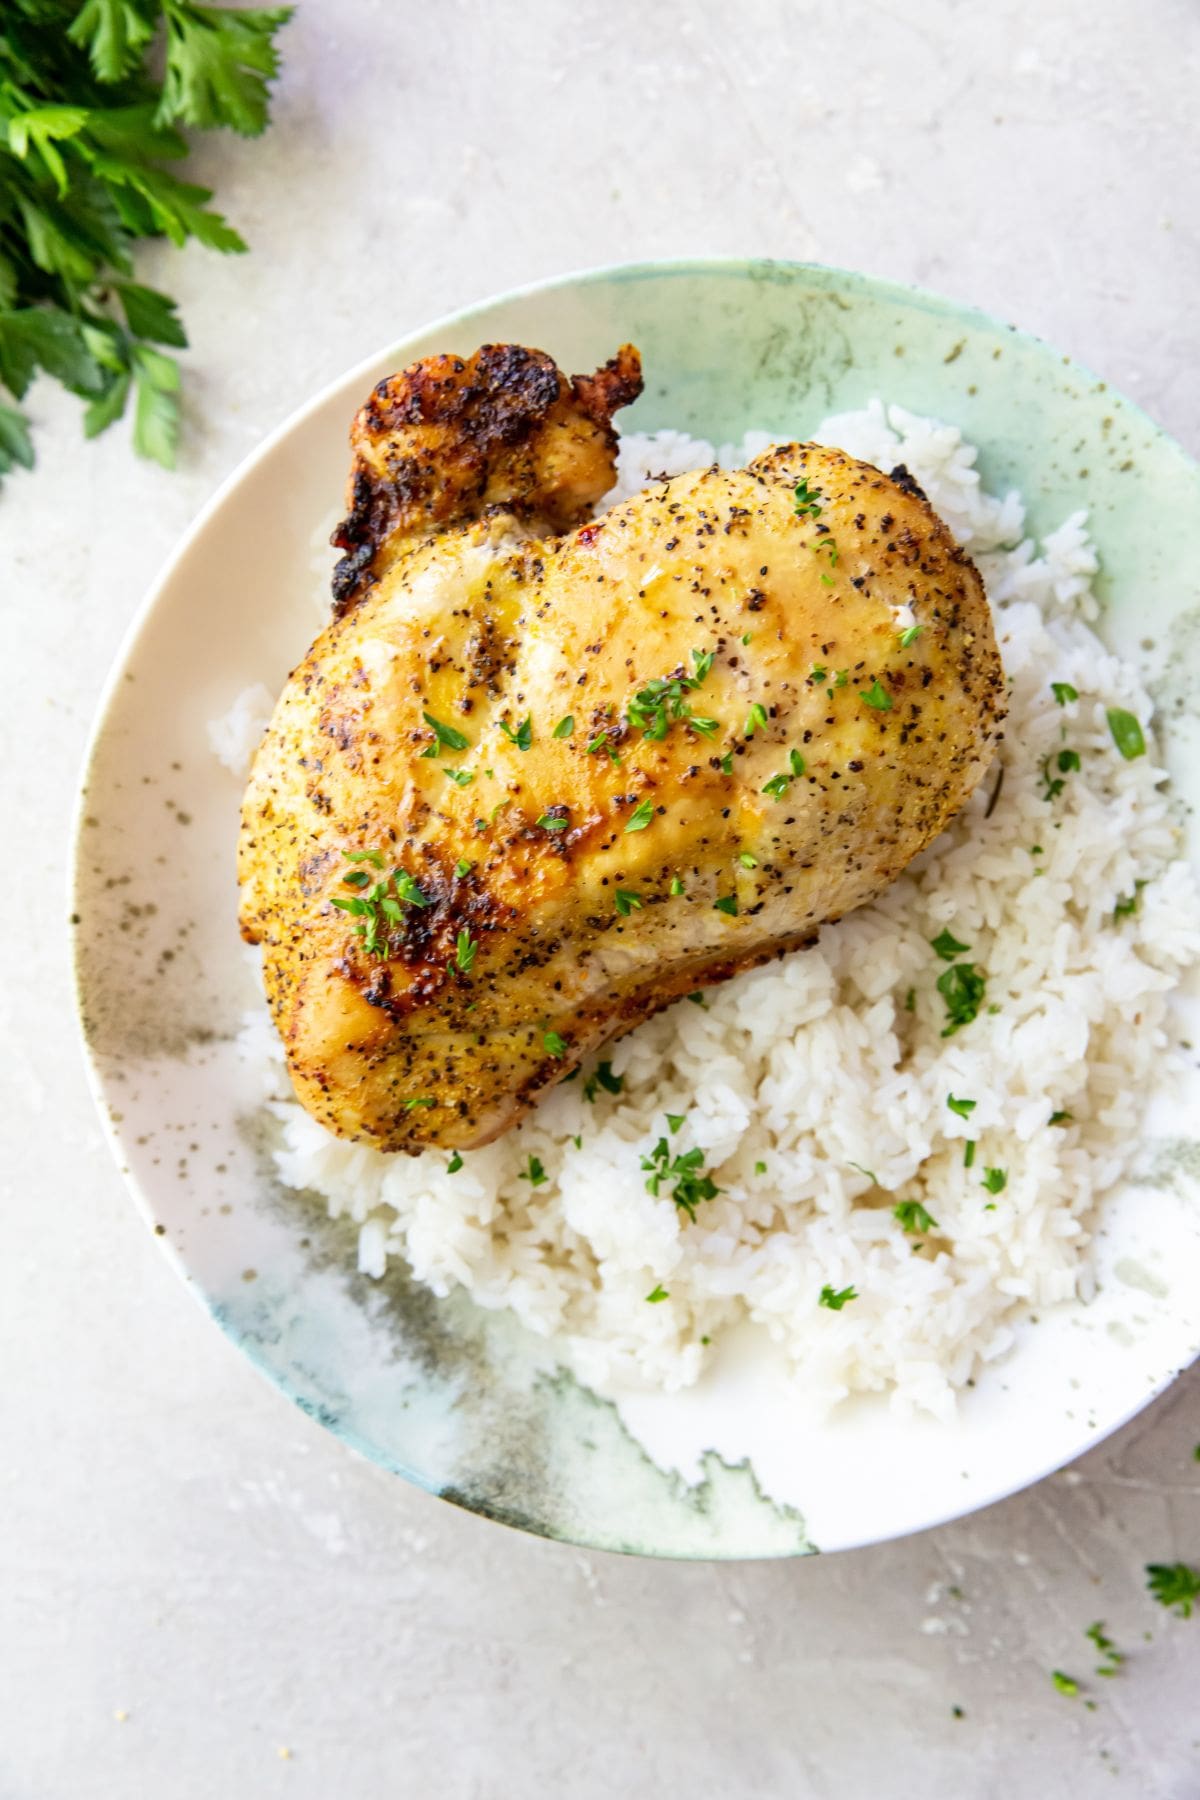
[{"x1": 0, "y1": 0, "x2": 293, "y2": 483}]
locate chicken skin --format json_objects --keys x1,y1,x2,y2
[{"x1": 239, "y1": 343, "x2": 1005, "y2": 1153}]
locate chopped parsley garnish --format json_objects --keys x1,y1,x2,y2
[
  {"x1": 345, "y1": 849, "x2": 384, "y2": 867},
  {"x1": 793, "y1": 478, "x2": 823, "y2": 519},
  {"x1": 543, "y1": 1030, "x2": 567, "y2": 1059},
  {"x1": 1049, "y1": 1110, "x2": 1073, "y2": 1126},
  {"x1": 718, "y1": 750, "x2": 734, "y2": 775},
  {"x1": 1039, "y1": 748, "x2": 1081, "y2": 801},
  {"x1": 930, "y1": 928, "x2": 970, "y2": 962},
  {"x1": 670, "y1": 876, "x2": 685, "y2": 896},
  {"x1": 848, "y1": 1161, "x2": 878, "y2": 1185},
  {"x1": 1146, "y1": 1562, "x2": 1200, "y2": 1618},
  {"x1": 1107, "y1": 708, "x2": 1146, "y2": 761},
  {"x1": 443, "y1": 767, "x2": 475, "y2": 788},
  {"x1": 964, "y1": 1140, "x2": 976, "y2": 1168},
  {"x1": 614, "y1": 889, "x2": 643, "y2": 917},
  {"x1": 1051, "y1": 681, "x2": 1079, "y2": 706},
  {"x1": 819, "y1": 1284, "x2": 858, "y2": 1311},
  {"x1": 1051, "y1": 1671, "x2": 1079, "y2": 1698},
  {"x1": 947, "y1": 1094, "x2": 976, "y2": 1119},
  {"x1": 645, "y1": 1284, "x2": 669, "y2": 1303},
  {"x1": 899, "y1": 624, "x2": 922, "y2": 648},
  {"x1": 552, "y1": 715, "x2": 575, "y2": 739},
  {"x1": 666, "y1": 1113, "x2": 685, "y2": 1133},
  {"x1": 422, "y1": 711, "x2": 469, "y2": 753},
  {"x1": 394, "y1": 872, "x2": 429, "y2": 907},
  {"x1": 686, "y1": 992, "x2": 707, "y2": 1007},
  {"x1": 744, "y1": 701, "x2": 768, "y2": 738},
  {"x1": 499, "y1": 715, "x2": 533, "y2": 751},
  {"x1": 762, "y1": 754, "x2": 803, "y2": 799},
  {"x1": 332, "y1": 862, "x2": 428, "y2": 957},
  {"x1": 520, "y1": 1155, "x2": 547, "y2": 1187},
  {"x1": 1085, "y1": 1622, "x2": 1124, "y2": 1678},
  {"x1": 641, "y1": 1138, "x2": 720, "y2": 1220},
  {"x1": 859, "y1": 679, "x2": 893, "y2": 711},
  {"x1": 447, "y1": 1151, "x2": 464, "y2": 1173},
  {"x1": 937, "y1": 963, "x2": 987, "y2": 1035},
  {"x1": 453, "y1": 858, "x2": 473, "y2": 879},
  {"x1": 582, "y1": 1061, "x2": 623, "y2": 1103},
  {"x1": 453, "y1": 930, "x2": 477, "y2": 974},
  {"x1": 737, "y1": 851, "x2": 758, "y2": 869},
  {"x1": 894, "y1": 1200, "x2": 938, "y2": 1234},
  {"x1": 624, "y1": 648, "x2": 717, "y2": 743},
  {"x1": 713, "y1": 894, "x2": 738, "y2": 916},
  {"x1": 904, "y1": 987, "x2": 916, "y2": 1013},
  {"x1": 741, "y1": 631, "x2": 752, "y2": 645},
  {"x1": 403, "y1": 1096, "x2": 435, "y2": 1111},
  {"x1": 586, "y1": 731, "x2": 619, "y2": 760},
  {"x1": 536, "y1": 812, "x2": 568, "y2": 830},
  {"x1": 834, "y1": 669, "x2": 849, "y2": 688},
  {"x1": 625, "y1": 798, "x2": 656, "y2": 832},
  {"x1": 754, "y1": 1160, "x2": 767, "y2": 1175},
  {"x1": 981, "y1": 1167, "x2": 1007, "y2": 1195},
  {"x1": 810, "y1": 663, "x2": 827, "y2": 684},
  {"x1": 1113, "y1": 881, "x2": 1146, "y2": 919}
]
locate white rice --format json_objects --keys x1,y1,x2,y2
[{"x1": 225, "y1": 403, "x2": 1200, "y2": 1421}]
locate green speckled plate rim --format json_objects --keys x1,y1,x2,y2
[{"x1": 71, "y1": 256, "x2": 1200, "y2": 1559}]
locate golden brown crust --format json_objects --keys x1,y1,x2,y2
[
  {"x1": 329, "y1": 342, "x2": 643, "y2": 615},
  {"x1": 240, "y1": 346, "x2": 1005, "y2": 1155}
]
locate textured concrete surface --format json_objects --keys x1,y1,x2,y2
[{"x1": 3, "y1": 1, "x2": 1199, "y2": 1794}]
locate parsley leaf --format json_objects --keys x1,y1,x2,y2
[
  {"x1": 894, "y1": 1199, "x2": 938, "y2": 1234},
  {"x1": 937, "y1": 963, "x2": 987, "y2": 1036},
  {"x1": 930, "y1": 928, "x2": 970, "y2": 961},
  {"x1": 641, "y1": 1138, "x2": 720, "y2": 1220},
  {"x1": 614, "y1": 889, "x2": 643, "y2": 917},
  {"x1": 423, "y1": 711, "x2": 469, "y2": 752},
  {"x1": 158, "y1": 3, "x2": 294, "y2": 137},
  {"x1": 582, "y1": 1061, "x2": 623, "y2": 1102},
  {"x1": 819, "y1": 1284, "x2": 858, "y2": 1310},
  {"x1": 520, "y1": 1155, "x2": 547, "y2": 1187},
  {"x1": 446, "y1": 1151, "x2": 463, "y2": 1173},
  {"x1": 1146, "y1": 1562, "x2": 1200, "y2": 1618},
  {"x1": 1107, "y1": 708, "x2": 1146, "y2": 761},
  {"x1": 552, "y1": 715, "x2": 574, "y2": 739},
  {"x1": 625, "y1": 798, "x2": 656, "y2": 832},
  {"x1": 899, "y1": 623, "x2": 922, "y2": 648},
  {"x1": 645, "y1": 1284, "x2": 669, "y2": 1303},
  {"x1": 713, "y1": 893, "x2": 738, "y2": 916},
  {"x1": 1051, "y1": 681, "x2": 1078, "y2": 706},
  {"x1": 981, "y1": 1166, "x2": 1007, "y2": 1195},
  {"x1": 543, "y1": 1030, "x2": 567, "y2": 1059},
  {"x1": 946, "y1": 1094, "x2": 976, "y2": 1119},
  {"x1": 859, "y1": 678, "x2": 893, "y2": 711},
  {"x1": 0, "y1": 2, "x2": 292, "y2": 484},
  {"x1": 453, "y1": 929, "x2": 477, "y2": 974},
  {"x1": 499, "y1": 715, "x2": 533, "y2": 751}
]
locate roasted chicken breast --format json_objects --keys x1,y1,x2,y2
[{"x1": 239, "y1": 343, "x2": 1005, "y2": 1152}]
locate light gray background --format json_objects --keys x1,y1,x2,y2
[{"x1": 3, "y1": 1, "x2": 1198, "y2": 1794}]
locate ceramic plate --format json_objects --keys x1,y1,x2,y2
[{"x1": 73, "y1": 260, "x2": 1200, "y2": 1557}]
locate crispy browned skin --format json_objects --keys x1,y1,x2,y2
[
  {"x1": 239, "y1": 344, "x2": 1005, "y2": 1153},
  {"x1": 329, "y1": 342, "x2": 643, "y2": 614}
]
